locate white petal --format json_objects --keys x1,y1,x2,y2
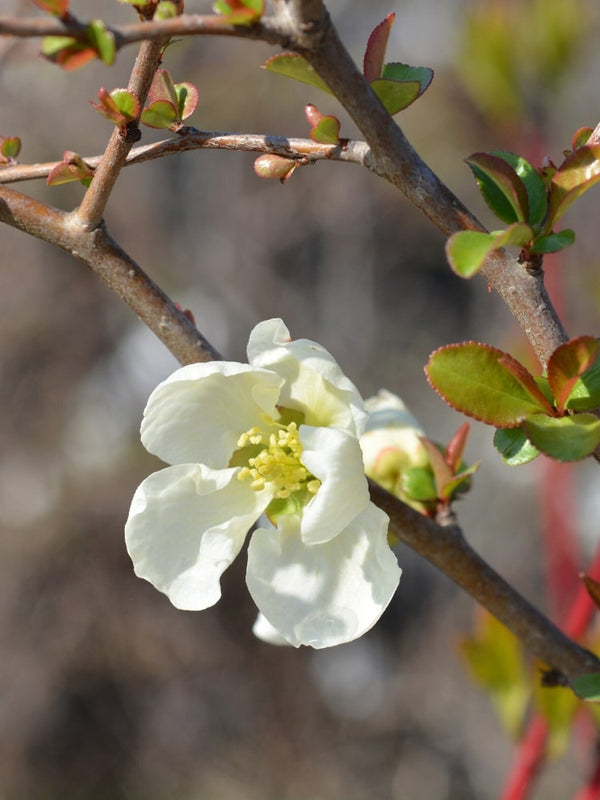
[
  {"x1": 299, "y1": 425, "x2": 370, "y2": 545},
  {"x1": 140, "y1": 361, "x2": 282, "y2": 467},
  {"x1": 246, "y1": 504, "x2": 400, "y2": 648},
  {"x1": 247, "y1": 319, "x2": 367, "y2": 435},
  {"x1": 252, "y1": 613, "x2": 293, "y2": 646},
  {"x1": 125, "y1": 463, "x2": 272, "y2": 610}
]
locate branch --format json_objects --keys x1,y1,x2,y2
[
  {"x1": 0, "y1": 185, "x2": 220, "y2": 364},
  {"x1": 0, "y1": 132, "x2": 370, "y2": 184},
  {"x1": 369, "y1": 480, "x2": 600, "y2": 684},
  {"x1": 73, "y1": 38, "x2": 166, "y2": 230},
  {"x1": 0, "y1": 14, "x2": 289, "y2": 48},
  {"x1": 290, "y1": 11, "x2": 569, "y2": 365}
]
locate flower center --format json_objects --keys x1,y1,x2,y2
[{"x1": 235, "y1": 420, "x2": 321, "y2": 502}]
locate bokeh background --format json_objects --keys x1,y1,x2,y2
[{"x1": 2, "y1": 1, "x2": 600, "y2": 798}]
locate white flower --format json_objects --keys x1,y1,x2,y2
[
  {"x1": 360, "y1": 390, "x2": 429, "y2": 510},
  {"x1": 125, "y1": 319, "x2": 401, "y2": 648}
]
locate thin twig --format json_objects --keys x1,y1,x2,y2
[
  {"x1": 73, "y1": 38, "x2": 166, "y2": 230},
  {"x1": 0, "y1": 132, "x2": 370, "y2": 184}
]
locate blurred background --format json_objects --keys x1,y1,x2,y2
[{"x1": 1, "y1": 0, "x2": 600, "y2": 798}]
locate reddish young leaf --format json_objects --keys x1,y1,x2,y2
[
  {"x1": 174, "y1": 82, "x2": 198, "y2": 120},
  {"x1": 419, "y1": 437, "x2": 453, "y2": 496},
  {"x1": 444, "y1": 423, "x2": 471, "y2": 473},
  {"x1": 0, "y1": 136, "x2": 21, "y2": 163},
  {"x1": 549, "y1": 145, "x2": 600, "y2": 223},
  {"x1": 547, "y1": 336, "x2": 600, "y2": 413},
  {"x1": 309, "y1": 115, "x2": 340, "y2": 145},
  {"x1": 33, "y1": 0, "x2": 69, "y2": 15},
  {"x1": 363, "y1": 12, "x2": 395, "y2": 82},
  {"x1": 47, "y1": 151, "x2": 94, "y2": 186},
  {"x1": 305, "y1": 104, "x2": 324, "y2": 128},
  {"x1": 41, "y1": 36, "x2": 97, "y2": 70}
]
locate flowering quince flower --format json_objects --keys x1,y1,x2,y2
[
  {"x1": 125, "y1": 319, "x2": 401, "y2": 648},
  {"x1": 360, "y1": 390, "x2": 430, "y2": 512}
]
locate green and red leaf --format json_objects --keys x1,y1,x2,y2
[
  {"x1": 547, "y1": 336, "x2": 599, "y2": 413},
  {"x1": 549, "y1": 145, "x2": 600, "y2": 224},
  {"x1": 140, "y1": 99, "x2": 177, "y2": 129},
  {"x1": 426, "y1": 342, "x2": 554, "y2": 427},
  {"x1": 363, "y1": 12, "x2": 395, "y2": 82},
  {"x1": 304, "y1": 105, "x2": 340, "y2": 144},
  {"x1": 466, "y1": 152, "x2": 530, "y2": 224},
  {"x1": 0, "y1": 136, "x2": 21, "y2": 163},
  {"x1": 33, "y1": 0, "x2": 69, "y2": 15},
  {"x1": 213, "y1": 0, "x2": 264, "y2": 25},
  {"x1": 47, "y1": 150, "x2": 94, "y2": 186},
  {"x1": 90, "y1": 87, "x2": 140, "y2": 125},
  {"x1": 446, "y1": 223, "x2": 533, "y2": 279},
  {"x1": 262, "y1": 53, "x2": 332, "y2": 95}
]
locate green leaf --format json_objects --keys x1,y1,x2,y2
[
  {"x1": 381, "y1": 62, "x2": 434, "y2": 94},
  {"x1": 466, "y1": 152, "x2": 530, "y2": 224},
  {"x1": 90, "y1": 87, "x2": 140, "y2": 125},
  {"x1": 573, "y1": 673, "x2": 600, "y2": 702},
  {"x1": 155, "y1": 1, "x2": 178, "y2": 18},
  {"x1": 440, "y1": 462, "x2": 479, "y2": 500},
  {"x1": 490, "y1": 150, "x2": 548, "y2": 226},
  {"x1": 309, "y1": 115, "x2": 340, "y2": 144},
  {"x1": 213, "y1": 0, "x2": 264, "y2": 25},
  {"x1": 140, "y1": 100, "x2": 177, "y2": 129},
  {"x1": 86, "y1": 20, "x2": 115, "y2": 66},
  {"x1": 174, "y1": 82, "x2": 198, "y2": 120},
  {"x1": 547, "y1": 336, "x2": 599, "y2": 413},
  {"x1": 524, "y1": 413, "x2": 600, "y2": 461},
  {"x1": 530, "y1": 229, "x2": 575, "y2": 254},
  {"x1": 47, "y1": 150, "x2": 94, "y2": 187},
  {"x1": 549, "y1": 145, "x2": 600, "y2": 223},
  {"x1": 370, "y1": 79, "x2": 421, "y2": 115},
  {"x1": 494, "y1": 427, "x2": 540, "y2": 466},
  {"x1": 426, "y1": 342, "x2": 554, "y2": 427},
  {"x1": 41, "y1": 36, "x2": 97, "y2": 70},
  {"x1": 401, "y1": 466, "x2": 437, "y2": 502},
  {"x1": 460, "y1": 612, "x2": 529, "y2": 737},
  {"x1": 563, "y1": 354, "x2": 600, "y2": 412},
  {"x1": 572, "y1": 127, "x2": 593, "y2": 150},
  {"x1": 0, "y1": 136, "x2": 21, "y2": 161},
  {"x1": 363, "y1": 12, "x2": 395, "y2": 82},
  {"x1": 262, "y1": 53, "x2": 332, "y2": 95},
  {"x1": 446, "y1": 223, "x2": 533, "y2": 278}
]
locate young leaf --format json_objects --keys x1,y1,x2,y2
[
  {"x1": 491, "y1": 150, "x2": 548, "y2": 227},
  {"x1": 174, "y1": 83, "x2": 199, "y2": 120},
  {"x1": 86, "y1": 20, "x2": 115, "y2": 65},
  {"x1": 213, "y1": 0, "x2": 264, "y2": 26},
  {"x1": 41, "y1": 36, "x2": 97, "y2": 70},
  {"x1": 90, "y1": 87, "x2": 140, "y2": 125},
  {"x1": 571, "y1": 127, "x2": 593, "y2": 150},
  {"x1": 363, "y1": 12, "x2": 395, "y2": 82},
  {"x1": 440, "y1": 462, "x2": 479, "y2": 500},
  {"x1": 572, "y1": 673, "x2": 600, "y2": 702},
  {"x1": 401, "y1": 466, "x2": 437, "y2": 503},
  {"x1": 445, "y1": 423, "x2": 471, "y2": 473},
  {"x1": 148, "y1": 68, "x2": 177, "y2": 106},
  {"x1": 466, "y1": 152, "x2": 530, "y2": 223},
  {"x1": 370, "y1": 79, "x2": 422, "y2": 116},
  {"x1": 549, "y1": 145, "x2": 600, "y2": 223},
  {"x1": 446, "y1": 223, "x2": 532, "y2": 279},
  {"x1": 426, "y1": 342, "x2": 554, "y2": 427},
  {"x1": 33, "y1": 0, "x2": 69, "y2": 15},
  {"x1": 524, "y1": 413, "x2": 600, "y2": 461},
  {"x1": 419, "y1": 438, "x2": 453, "y2": 496},
  {"x1": 140, "y1": 100, "x2": 177, "y2": 129},
  {"x1": 47, "y1": 151, "x2": 94, "y2": 186},
  {"x1": 381, "y1": 63, "x2": 434, "y2": 95},
  {"x1": 309, "y1": 115, "x2": 341, "y2": 145},
  {"x1": 530, "y1": 229, "x2": 575, "y2": 254},
  {"x1": 494, "y1": 427, "x2": 540, "y2": 466},
  {"x1": 562, "y1": 355, "x2": 600, "y2": 412},
  {"x1": 0, "y1": 136, "x2": 21, "y2": 163},
  {"x1": 547, "y1": 336, "x2": 599, "y2": 413},
  {"x1": 262, "y1": 54, "x2": 333, "y2": 95}
]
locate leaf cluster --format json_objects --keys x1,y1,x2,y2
[{"x1": 426, "y1": 336, "x2": 600, "y2": 463}]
